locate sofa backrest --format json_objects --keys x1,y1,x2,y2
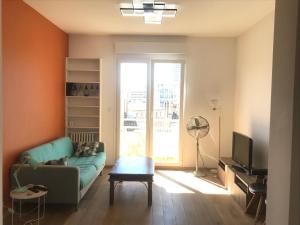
[
  {"x1": 21, "y1": 143, "x2": 55, "y2": 163},
  {"x1": 21, "y1": 137, "x2": 74, "y2": 163},
  {"x1": 51, "y1": 137, "x2": 74, "y2": 159}
]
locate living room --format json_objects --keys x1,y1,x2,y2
[{"x1": 1, "y1": 0, "x2": 300, "y2": 225}]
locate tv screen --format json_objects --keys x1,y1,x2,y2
[{"x1": 232, "y1": 132, "x2": 253, "y2": 171}]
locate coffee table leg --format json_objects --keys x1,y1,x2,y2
[
  {"x1": 110, "y1": 180, "x2": 114, "y2": 205},
  {"x1": 148, "y1": 181, "x2": 152, "y2": 207}
]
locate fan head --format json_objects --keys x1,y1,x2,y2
[{"x1": 186, "y1": 116, "x2": 210, "y2": 139}]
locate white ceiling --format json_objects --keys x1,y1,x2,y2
[{"x1": 24, "y1": 0, "x2": 275, "y2": 37}]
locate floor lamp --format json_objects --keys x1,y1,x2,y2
[{"x1": 210, "y1": 99, "x2": 221, "y2": 162}]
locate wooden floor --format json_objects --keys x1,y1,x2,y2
[{"x1": 4, "y1": 169, "x2": 262, "y2": 225}]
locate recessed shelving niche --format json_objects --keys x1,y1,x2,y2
[{"x1": 65, "y1": 58, "x2": 102, "y2": 142}]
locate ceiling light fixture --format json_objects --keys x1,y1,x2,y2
[{"x1": 120, "y1": 0, "x2": 177, "y2": 24}]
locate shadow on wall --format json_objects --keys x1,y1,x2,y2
[{"x1": 250, "y1": 118, "x2": 269, "y2": 168}]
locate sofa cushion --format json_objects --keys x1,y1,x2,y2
[
  {"x1": 21, "y1": 143, "x2": 55, "y2": 163},
  {"x1": 68, "y1": 152, "x2": 106, "y2": 170},
  {"x1": 77, "y1": 164, "x2": 97, "y2": 189},
  {"x1": 51, "y1": 137, "x2": 74, "y2": 159}
]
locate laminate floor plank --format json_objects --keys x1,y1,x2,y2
[
  {"x1": 189, "y1": 191, "x2": 214, "y2": 225},
  {"x1": 160, "y1": 186, "x2": 176, "y2": 225},
  {"x1": 151, "y1": 181, "x2": 164, "y2": 225},
  {"x1": 4, "y1": 169, "x2": 262, "y2": 225}
]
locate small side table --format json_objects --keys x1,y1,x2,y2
[{"x1": 10, "y1": 185, "x2": 47, "y2": 225}]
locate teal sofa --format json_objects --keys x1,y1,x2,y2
[{"x1": 10, "y1": 137, "x2": 106, "y2": 208}]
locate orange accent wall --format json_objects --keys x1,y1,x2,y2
[{"x1": 3, "y1": 0, "x2": 68, "y2": 200}]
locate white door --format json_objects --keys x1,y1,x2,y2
[
  {"x1": 151, "y1": 61, "x2": 183, "y2": 165},
  {"x1": 118, "y1": 61, "x2": 149, "y2": 157},
  {"x1": 118, "y1": 59, "x2": 184, "y2": 165}
]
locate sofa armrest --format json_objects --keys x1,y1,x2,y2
[{"x1": 10, "y1": 164, "x2": 80, "y2": 205}]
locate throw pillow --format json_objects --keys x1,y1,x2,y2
[
  {"x1": 92, "y1": 142, "x2": 104, "y2": 152},
  {"x1": 74, "y1": 142, "x2": 97, "y2": 157}
]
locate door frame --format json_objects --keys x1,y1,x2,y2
[{"x1": 116, "y1": 55, "x2": 185, "y2": 166}]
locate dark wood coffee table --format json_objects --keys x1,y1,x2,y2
[{"x1": 108, "y1": 156, "x2": 154, "y2": 206}]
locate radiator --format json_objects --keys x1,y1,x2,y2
[{"x1": 69, "y1": 131, "x2": 99, "y2": 143}]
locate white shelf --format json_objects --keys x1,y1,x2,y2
[
  {"x1": 67, "y1": 69, "x2": 99, "y2": 72},
  {"x1": 65, "y1": 58, "x2": 102, "y2": 141},
  {"x1": 68, "y1": 105, "x2": 99, "y2": 108},
  {"x1": 66, "y1": 58, "x2": 100, "y2": 71},
  {"x1": 68, "y1": 115, "x2": 99, "y2": 118},
  {"x1": 66, "y1": 81, "x2": 100, "y2": 84},
  {"x1": 67, "y1": 96, "x2": 99, "y2": 99},
  {"x1": 67, "y1": 57, "x2": 100, "y2": 61},
  {"x1": 67, "y1": 126, "x2": 99, "y2": 129}
]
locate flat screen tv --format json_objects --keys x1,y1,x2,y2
[{"x1": 232, "y1": 132, "x2": 253, "y2": 172}]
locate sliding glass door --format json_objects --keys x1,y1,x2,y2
[
  {"x1": 118, "y1": 59, "x2": 184, "y2": 165},
  {"x1": 152, "y1": 62, "x2": 182, "y2": 163},
  {"x1": 119, "y1": 62, "x2": 148, "y2": 157}
]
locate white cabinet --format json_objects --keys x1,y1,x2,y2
[{"x1": 65, "y1": 58, "x2": 102, "y2": 142}]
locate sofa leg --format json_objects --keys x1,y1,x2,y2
[{"x1": 75, "y1": 203, "x2": 79, "y2": 211}]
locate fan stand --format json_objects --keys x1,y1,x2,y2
[{"x1": 194, "y1": 138, "x2": 206, "y2": 177}]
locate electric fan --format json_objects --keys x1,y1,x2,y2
[{"x1": 186, "y1": 116, "x2": 210, "y2": 177}]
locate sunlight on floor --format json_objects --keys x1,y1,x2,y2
[
  {"x1": 155, "y1": 170, "x2": 230, "y2": 195},
  {"x1": 154, "y1": 173, "x2": 195, "y2": 194}
]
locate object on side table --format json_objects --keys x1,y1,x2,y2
[{"x1": 13, "y1": 156, "x2": 39, "y2": 193}]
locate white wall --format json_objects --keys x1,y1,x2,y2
[
  {"x1": 267, "y1": 0, "x2": 300, "y2": 224},
  {"x1": 184, "y1": 37, "x2": 236, "y2": 166},
  {"x1": 69, "y1": 35, "x2": 236, "y2": 167},
  {"x1": 234, "y1": 12, "x2": 275, "y2": 168}
]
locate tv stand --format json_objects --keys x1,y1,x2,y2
[
  {"x1": 218, "y1": 157, "x2": 257, "y2": 212},
  {"x1": 231, "y1": 164, "x2": 247, "y2": 173}
]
